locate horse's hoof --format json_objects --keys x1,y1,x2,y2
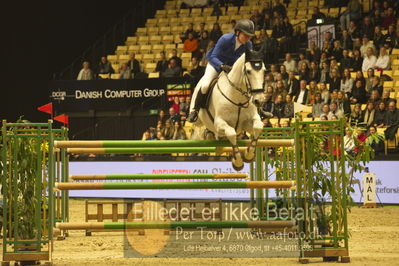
[
  {"x1": 232, "y1": 157, "x2": 244, "y2": 171},
  {"x1": 243, "y1": 149, "x2": 255, "y2": 163}
]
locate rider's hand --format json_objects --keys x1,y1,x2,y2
[{"x1": 220, "y1": 64, "x2": 232, "y2": 73}]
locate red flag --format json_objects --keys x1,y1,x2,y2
[
  {"x1": 54, "y1": 114, "x2": 69, "y2": 126},
  {"x1": 37, "y1": 103, "x2": 53, "y2": 115}
]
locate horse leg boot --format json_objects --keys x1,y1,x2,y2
[
  {"x1": 188, "y1": 91, "x2": 206, "y2": 122},
  {"x1": 243, "y1": 119, "x2": 264, "y2": 163},
  {"x1": 215, "y1": 118, "x2": 243, "y2": 171}
]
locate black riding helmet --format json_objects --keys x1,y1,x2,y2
[{"x1": 234, "y1": 19, "x2": 255, "y2": 37}]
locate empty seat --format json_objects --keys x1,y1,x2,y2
[
  {"x1": 149, "y1": 35, "x2": 162, "y2": 44},
  {"x1": 125, "y1": 36, "x2": 138, "y2": 46},
  {"x1": 107, "y1": 55, "x2": 118, "y2": 63},
  {"x1": 118, "y1": 54, "x2": 130, "y2": 64},
  {"x1": 159, "y1": 26, "x2": 171, "y2": 35},
  {"x1": 190, "y1": 8, "x2": 202, "y2": 16},
  {"x1": 155, "y1": 10, "x2": 167, "y2": 18},
  {"x1": 193, "y1": 16, "x2": 205, "y2": 24},
  {"x1": 152, "y1": 44, "x2": 165, "y2": 53},
  {"x1": 158, "y1": 18, "x2": 170, "y2": 26},
  {"x1": 205, "y1": 16, "x2": 217, "y2": 24},
  {"x1": 166, "y1": 9, "x2": 178, "y2": 18},
  {"x1": 145, "y1": 63, "x2": 157, "y2": 73},
  {"x1": 147, "y1": 27, "x2": 160, "y2": 36},
  {"x1": 162, "y1": 35, "x2": 174, "y2": 44},
  {"x1": 138, "y1": 36, "x2": 150, "y2": 44},
  {"x1": 202, "y1": 7, "x2": 213, "y2": 16},
  {"x1": 115, "y1": 46, "x2": 128, "y2": 55},
  {"x1": 146, "y1": 18, "x2": 158, "y2": 27},
  {"x1": 171, "y1": 26, "x2": 184, "y2": 35},
  {"x1": 218, "y1": 15, "x2": 231, "y2": 24},
  {"x1": 140, "y1": 45, "x2": 152, "y2": 53},
  {"x1": 227, "y1": 6, "x2": 239, "y2": 14},
  {"x1": 165, "y1": 44, "x2": 176, "y2": 53},
  {"x1": 111, "y1": 64, "x2": 120, "y2": 73},
  {"x1": 179, "y1": 9, "x2": 190, "y2": 17},
  {"x1": 128, "y1": 45, "x2": 141, "y2": 53},
  {"x1": 148, "y1": 72, "x2": 160, "y2": 78},
  {"x1": 111, "y1": 73, "x2": 120, "y2": 79},
  {"x1": 136, "y1": 27, "x2": 147, "y2": 36},
  {"x1": 181, "y1": 17, "x2": 193, "y2": 24},
  {"x1": 169, "y1": 17, "x2": 180, "y2": 26}
]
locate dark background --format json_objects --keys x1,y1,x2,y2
[{"x1": 2, "y1": 0, "x2": 162, "y2": 123}]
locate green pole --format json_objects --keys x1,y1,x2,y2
[{"x1": 67, "y1": 147, "x2": 217, "y2": 154}]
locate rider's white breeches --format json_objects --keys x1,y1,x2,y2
[{"x1": 190, "y1": 63, "x2": 218, "y2": 112}]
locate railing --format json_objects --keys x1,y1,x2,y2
[{"x1": 54, "y1": 0, "x2": 165, "y2": 80}]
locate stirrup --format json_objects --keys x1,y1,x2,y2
[{"x1": 187, "y1": 110, "x2": 199, "y2": 122}]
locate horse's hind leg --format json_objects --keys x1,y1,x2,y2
[
  {"x1": 243, "y1": 118, "x2": 264, "y2": 163},
  {"x1": 214, "y1": 118, "x2": 244, "y2": 171}
]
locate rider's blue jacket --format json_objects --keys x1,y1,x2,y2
[{"x1": 206, "y1": 33, "x2": 253, "y2": 73}]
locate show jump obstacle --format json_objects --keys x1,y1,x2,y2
[{"x1": 1, "y1": 119, "x2": 350, "y2": 265}]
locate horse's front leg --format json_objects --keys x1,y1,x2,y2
[
  {"x1": 243, "y1": 117, "x2": 264, "y2": 163},
  {"x1": 214, "y1": 118, "x2": 244, "y2": 171}
]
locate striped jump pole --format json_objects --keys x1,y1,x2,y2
[
  {"x1": 55, "y1": 181, "x2": 295, "y2": 190},
  {"x1": 55, "y1": 139, "x2": 295, "y2": 149},
  {"x1": 56, "y1": 220, "x2": 296, "y2": 230},
  {"x1": 70, "y1": 173, "x2": 249, "y2": 181},
  {"x1": 66, "y1": 147, "x2": 259, "y2": 154}
]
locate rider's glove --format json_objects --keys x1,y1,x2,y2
[{"x1": 220, "y1": 64, "x2": 232, "y2": 73}]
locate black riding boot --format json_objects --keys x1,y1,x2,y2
[{"x1": 187, "y1": 91, "x2": 205, "y2": 122}]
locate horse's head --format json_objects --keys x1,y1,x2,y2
[{"x1": 244, "y1": 46, "x2": 265, "y2": 108}]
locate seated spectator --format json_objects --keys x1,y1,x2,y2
[
  {"x1": 181, "y1": 23, "x2": 197, "y2": 42},
  {"x1": 381, "y1": 8, "x2": 397, "y2": 30},
  {"x1": 272, "y1": 0, "x2": 286, "y2": 17},
  {"x1": 319, "y1": 61, "x2": 330, "y2": 84},
  {"x1": 262, "y1": 12, "x2": 273, "y2": 30},
  {"x1": 362, "y1": 101, "x2": 376, "y2": 127},
  {"x1": 319, "y1": 82, "x2": 330, "y2": 104},
  {"x1": 171, "y1": 96, "x2": 180, "y2": 113},
  {"x1": 329, "y1": 68, "x2": 341, "y2": 92},
  {"x1": 367, "y1": 126, "x2": 384, "y2": 154},
  {"x1": 330, "y1": 89, "x2": 339, "y2": 104},
  {"x1": 155, "y1": 131, "x2": 165, "y2": 140},
  {"x1": 264, "y1": 74, "x2": 275, "y2": 91},
  {"x1": 308, "y1": 80, "x2": 318, "y2": 104},
  {"x1": 360, "y1": 36, "x2": 376, "y2": 57},
  {"x1": 306, "y1": 41, "x2": 321, "y2": 62},
  {"x1": 186, "y1": 57, "x2": 205, "y2": 82},
  {"x1": 169, "y1": 49, "x2": 182, "y2": 68},
  {"x1": 77, "y1": 61, "x2": 94, "y2": 80},
  {"x1": 211, "y1": 3, "x2": 222, "y2": 16},
  {"x1": 183, "y1": 32, "x2": 199, "y2": 57},
  {"x1": 142, "y1": 130, "x2": 154, "y2": 141},
  {"x1": 283, "y1": 94, "x2": 294, "y2": 118},
  {"x1": 209, "y1": 23, "x2": 222, "y2": 43},
  {"x1": 298, "y1": 53, "x2": 310, "y2": 69},
  {"x1": 279, "y1": 65, "x2": 289, "y2": 80},
  {"x1": 158, "y1": 109, "x2": 167, "y2": 124},
  {"x1": 373, "y1": 26, "x2": 386, "y2": 50},
  {"x1": 371, "y1": 9, "x2": 384, "y2": 27},
  {"x1": 312, "y1": 93, "x2": 324, "y2": 118},
  {"x1": 384, "y1": 24, "x2": 397, "y2": 48},
  {"x1": 339, "y1": 49, "x2": 354, "y2": 72},
  {"x1": 340, "y1": 0, "x2": 362, "y2": 31},
  {"x1": 341, "y1": 68, "x2": 354, "y2": 95},
  {"x1": 273, "y1": 94, "x2": 285, "y2": 118},
  {"x1": 283, "y1": 53, "x2": 297, "y2": 73},
  {"x1": 119, "y1": 63, "x2": 131, "y2": 79},
  {"x1": 348, "y1": 20, "x2": 361, "y2": 41},
  {"x1": 309, "y1": 62, "x2": 320, "y2": 83},
  {"x1": 126, "y1": 53, "x2": 141, "y2": 77},
  {"x1": 250, "y1": 10, "x2": 263, "y2": 30},
  {"x1": 161, "y1": 119, "x2": 174, "y2": 140},
  {"x1": 162, "y1": 59, "x2": 182, "y2": 78},
  {"x1": 373, "y1": 101, "x2": 387, "y2": 128},
  {"x1": 375, "y1": 47, "x2": 391, "y2": 70},
  {"x1": 260, "y1": 93, "x2": 274, "y2": 119},
  {"x1": 198, "y1": 31, "x2": 210, "y2": 58},
  {"x1": 271, "y1": 17, "x2": 286, "y2": 40},
  {"x1": 384, "y1": 101, "x2": 399, "y2": 140},
  {"x1": 294, "y1": 80, "x2": 309, "y2": 105},
  {"x1": 270, "y1": 64, "x2": 279, "y2": 80},
  {"x1": 274, "y1": 79, "x2": 287, "y2": 99},
  {"x1": 321, "y1": 40, "x2": 332, "y2": 57},
  {"x1": 97, "y1": 56, "x2": 114, "y2": 75},
  {"x1": 310, "y1": 7, "x2": 326, "y2": 21},
  {"x1": 350, "y1": 79, "x2": 367, "y2": 104},
  {"x1": 350, "y1": 103, "x2": 364, "y2": 125},
  {"x1": 337, "y1": 90, "x2": 351, "y2": 115},
  {"x1": 155, "y1": 51, "x2": 169, "y2": 73},
  {"x1": 172, "y1": 121, "x2": 187, "y2": 140},
  {"x1": 287, "y1": 71, "x2": 299, "y2": 96},
  {"x1": 156, "y1": 120, "x2": 164, "y2": 133},
  {"x1": 354, "y1": 128, "x2": 367, "y2": 153},
  {"x1": 320, "y1": 103, "x2": 330, "y2": 120},
  {"x1": 344, "y1": 129, "x2": 356, "y2": 154},
  {"x1": 253, "y1": 29, "x2": 267, "y2": 50},
  {"x1": 381, "y1": 90, "x2": 392, "y2": 106},
  {"x1": 369, "y1": 76, "x2": 383, "y2": 97},
  {"x1": 364, "y1": 67, "x2": 375, "y2": 92},
  {"x1": 180, "y1": 96, "x2": 191, "y2": 115},
  {"x1": 298, "y1": 63, "x2": 310, "y2": 83},
  {"x1": 197, "y1": 22, "x2": 207, "y2": 37},
  {"x1": 352, "y1": 48, "x2": 363, "y2": 72},
  {"x1": 329, "y1": 102, "x2": 344, "y2": 119},
  {"x1": 168, "y1": 107, "x2": 181, "y2": 124},
  {"x1": 280, "y1": 17, "x2": 294, "y2": 53},
  {"x1": 360, "y1": 16, "x2": 374, "y2": 40},
  {"x1": 340, "y1": 30, "x2": 353, "y2": 50},
  {"x1": 362, "y1": 47, "x2": 377, "y2": 72},
  {"x1": 330, "y1": 40, "x2": 343, "y2": 61}
]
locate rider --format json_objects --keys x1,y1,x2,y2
[{"x1": 187, "y1": 19, "x2": 255, "y2": 122}]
